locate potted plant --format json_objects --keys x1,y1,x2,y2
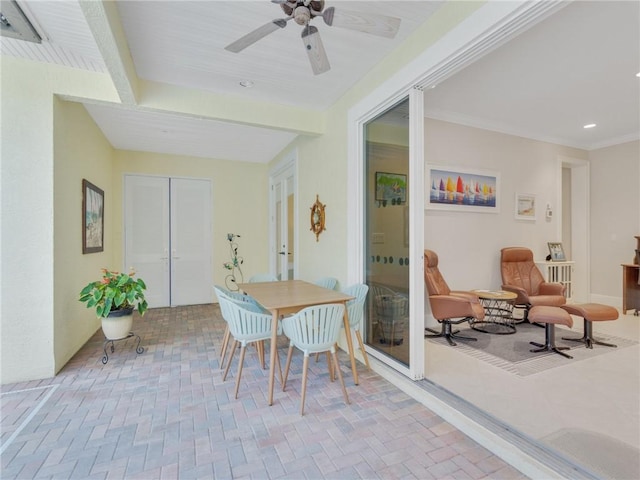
[{"x1": 79, "y1": 268, "x2": 148, "y2": 340}]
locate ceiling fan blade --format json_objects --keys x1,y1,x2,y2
[
  {"x1": 225, "y1": 18, "x2": 289, "y2": 53},
  {"x1": 322, "y1": 7, "x2": 401, "y2": 39},
  {"x1": 301, "y1": 25, "x2": 330, "y2": 75}
]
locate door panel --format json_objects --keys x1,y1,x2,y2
[
  {"x1": 170, "y1": 178, "x2": 212, "y2": 306},
  {"x1": 124, "y1": 176, "x2": 170, "y2": 308}
]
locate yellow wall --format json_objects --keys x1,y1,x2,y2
[
  {"x1": 111, "y1": 150, "x2": 269, "y2": 285},
  {"x1": 1, "y1": 57, "x2": 119, "y2": 383},
  {"x1": 53, "y1": 99, "x2": 115, "y2": 371}
]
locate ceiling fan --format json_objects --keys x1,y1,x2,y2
[{"x1": 225, "y1": 0, "x2": 401, "y2": 75}]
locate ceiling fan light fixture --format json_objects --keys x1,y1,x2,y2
[{"x1": 293, "y1": 6, "x2": 311, "y2": 26}]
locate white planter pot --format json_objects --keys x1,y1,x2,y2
[{"x1": 101, "y1": 308, "x2": 133, "y2": 340}]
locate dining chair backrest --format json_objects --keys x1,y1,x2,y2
[
  {"x1": 214, "y1": 285, "x2": 264, "y2": 318},
  {"x1": 313, "y1": 277, "x2": 338, "y2": 290},
  {"x1": 281, "y1": 304, "x2": 345, "y2": 355},
  {"x1": 218, "y1": 293, "x2": 273, "y2": 344},
  {"x1": 341, "y1": 284, "x2": 369, "y2": 331},
  {"x1": 248, "y1": 273, "x2": 279, "y2": 283}
]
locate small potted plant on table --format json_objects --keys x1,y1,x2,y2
[{"x1": 79, "y1": 268, "x2": 148, "y2": 340}]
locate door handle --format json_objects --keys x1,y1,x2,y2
[{"x1": 279, "y1": 251, "x2": 286, "y2": 255}]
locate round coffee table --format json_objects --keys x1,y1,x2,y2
[{"x1": 470, "y1": 290, "x2": 518, "y2": 335}]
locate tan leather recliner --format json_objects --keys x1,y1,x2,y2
[
  {"x1": 500, "y1": 247, "x2": 566, "y2": 322},
  {"x1": 424, "y1": 249, "x2": 485, "y2": 346}
]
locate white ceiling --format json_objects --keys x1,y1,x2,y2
[{"x1": 2, "y1": 1, "x2": 639, "y2": 162}]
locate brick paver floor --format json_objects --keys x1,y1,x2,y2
[{"x1": 1, "y1": 304, "x2": 529, "y2": 479}]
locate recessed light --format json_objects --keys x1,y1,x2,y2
[
  {"x1": 636, "y1": 72, "x2": 640, "y2": 77},
  {"x1": 239, "y1": 80, "x2": 254, "y2": 88},
  {"x1": 583, "y1": 123, "x2": 596, "y2": 129}
]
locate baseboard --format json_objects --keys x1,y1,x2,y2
[{"x1": 588, "y1": 294, "x2": 621, "y2": 308}]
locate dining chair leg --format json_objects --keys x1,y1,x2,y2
[
  {"x1": 256, "y1": 340, "x2": 265, "y2": 369},
  {"x1": 332, "y1": 350, "x2": 350, "y2": 405},
  {"x1": 355, "y1": 330, "x2": 371, "y2": 370},
  {"x1": 326, "y1": 352, "x2": 334, "y2": 381},
  {"x1": 300, "y1": 354, "x2": 310, "y2": 416},
  {"x1": 234, "y1": 345, "x2": 247, "y2": 399},
  {"x1": 220, "y1": 325, "x2": 231, "y2": 369},
  {"x1": 223, "y1": 340, "x2": 238, "y2": 381},
  {"x1": 282, "y1": 345, "x2": 294, "y2": 391}
]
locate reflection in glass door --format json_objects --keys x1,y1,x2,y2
[{"x1": 364, "y1": 98, "x2": 410, "y2": 366}]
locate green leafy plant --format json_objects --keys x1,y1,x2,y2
[{"x1": 79, "y1": 269, "x2": 148, "y2": 318}]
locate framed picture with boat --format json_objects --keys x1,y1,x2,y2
[
  {"x1": 426, "y1": 165, "x2": 500, "y2": 213},
  {"x1": 515, "y1": 193, "x2": 536, "y2": 220}
]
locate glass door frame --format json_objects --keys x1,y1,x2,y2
[{"x1": 347, "y1": 88, "x2": 425, "y2": 380}]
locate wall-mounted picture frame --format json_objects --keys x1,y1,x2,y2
[
  {"x1": 82, "y1": 179, "x2": 104, "y2": 254},
  {"x1": 547, "y1": 242, "x2": 566, "y2": 262},
  {"x1": 515, "y1": 193, "x2": 536, "y2": 220},
  {"x1": 375, "y1": 172, "x2": 406, "y2": 204},
  {"x1": 426, "y1": 165, "x2": 500, "y2": 213}
]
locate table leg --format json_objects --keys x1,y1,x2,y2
[
  {"x1": 268, "y1": 309, "x2": 279, "y2": 406},
  {"x1": 342, "y1": 304, "x2": 359, "y2": 385}
]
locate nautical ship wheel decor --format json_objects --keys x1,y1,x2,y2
[{"x1": 310, "y1": 195, "x2": 326, "y2": 242}]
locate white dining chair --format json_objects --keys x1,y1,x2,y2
[
  {"x1": 214, "y1": 285, "x2": 265, "y2": 369},
  {"x1": 313, "y1": 277, "x2": 338, "y2": 290},
  {"x1": 248, "y1": 273, "x2": 279, "y2": 282},
  {"x1": 281, "y1": 303, "x2": 350, "y2": 415},
  {"x1": 341, "y1": 283, "x2": 370, "y2": 370},
  {"x1": 217, "y1": 292, "x2": 282, "y2": 400}
]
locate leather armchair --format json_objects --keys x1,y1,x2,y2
[
  {"x1": 424, "y1": 249, "x2": 485, "y2": 346},
  {"x1": 500, "y1": 247, "x2": 566, "y2": 321}
]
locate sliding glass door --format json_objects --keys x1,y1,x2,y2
[{"x1": 363, "y1": 98, "x2": 411, "y2": 366}]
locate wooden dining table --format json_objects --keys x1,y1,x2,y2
[{"x1": 237, "y1": 279, "x2": 357, "y2": 406}]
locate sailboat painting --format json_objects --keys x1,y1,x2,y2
[{"x1": 426, "y1": 165, "x2": 500, "y2": 212}]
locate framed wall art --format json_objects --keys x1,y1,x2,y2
[
  {"x1": 82, "y1": 179, "x2": 104, "y2": 254},
  {"x1": 515, "y1": 193, "x2": 536, "y2": 220},
  {"x1": 426, "y1": 165, "x2": 500, "y2": 213},
  {"x1": 375, "y1": 172, "x2": 406, "y2": 205}
]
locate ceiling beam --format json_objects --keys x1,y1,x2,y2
[
  {"x1": 139, "y1": 80, "x2": 325, "y2": 136},
  {"x1": 79, "y1": 0, "x2": 138, "y2": 105}
]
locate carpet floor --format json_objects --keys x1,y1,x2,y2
[{"x1": 426, "y1": 321, "x2": 638, "y2": 376}]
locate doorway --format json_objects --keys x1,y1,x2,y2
[
  {"x1": 124, "y1": 175, "x2": 212, "y2": 307},
  {"x1": 269, "y1": 155, "x2": 296, "y2": 280}
]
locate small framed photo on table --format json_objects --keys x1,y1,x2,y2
[{"x1": 547, "y1": 242, "x2": 566, "y2": 261}]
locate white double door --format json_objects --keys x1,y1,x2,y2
[{"x1": 124, "y1": 175, "x2": 212, "y2": 308}]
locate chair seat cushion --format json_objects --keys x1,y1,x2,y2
[
  {"x1": 528, "y1": 306, "x2": 573, "y2": 327},
  {"x1": 561, "y1": 303, "x2": 619, "y2": 322},
  {"x1": 529, "y1": 295, "x2": 566, "y2": 307}
]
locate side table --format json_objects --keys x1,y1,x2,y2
[{"x1": 470, "y1": 290, "x2": 518, "y2": 335}]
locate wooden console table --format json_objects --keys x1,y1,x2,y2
[{"x1": 621, "y1": 264, "x2": 640, "y2": 315}]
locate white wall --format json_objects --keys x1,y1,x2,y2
[
  {"x1": 424, "y1": 118, "x2": 587, "y2": 292},
  {"x1": 588, "y1": 140, "x2": 640, "y2": 303}
]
